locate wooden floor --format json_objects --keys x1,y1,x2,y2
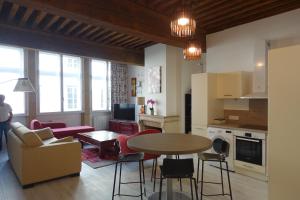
[{"x1": 0, "y1": 146, "x2": 268, "y2": 200}]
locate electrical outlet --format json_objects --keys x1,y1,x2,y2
[{"x1": 229, "y1": 115, "x2": 239, "y2": 120}]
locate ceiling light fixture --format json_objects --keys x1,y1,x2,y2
[
  {"x1": 170, "y1": 1, "x2": 196, "y2": 37},
  {"x1": 183, "y1": 41, "x2": 202, "y2": 60}
]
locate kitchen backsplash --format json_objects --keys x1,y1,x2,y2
[{"x1": 224, "y1": 99, "x2": 268, "y2": 126}]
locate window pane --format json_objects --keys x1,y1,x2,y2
[
  {"x1": 63, "y1": 55, "x2": 82, "y2": 111},
  {"x1": 0, "y1": 45, "x2": 25, "y2": 114},
  {"x1": 107, "y1": 62, "x2": 111, "y2": 111},
  {"x1": 39, "y1": 52, "x2": 61, "y2": 113},
  {"x1": 91, "y1": 60, "x2": 108, "y2": 111}
]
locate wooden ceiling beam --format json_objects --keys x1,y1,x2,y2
[
  {"x1": 102, "y1": 33, "x2": 124, "y2": 45},
  {"x1": 193, "y1": 0, "x2": 228, "y2": 17},
  {"x1": 7, "y1": 3, "x2": 19, "y2": 22},
  {"x1": 0, "y1": 23, "x2": 144, "y2": 65},
  {"x1": 31, "y1": 10, "x2": 47, "y2": 28},
  {"x1": 206, "y1": 0, "x2": 300, "y2": 34},
  {"x1": 73, "y1": 24, "x2": 92, "y2": 37},
  {"x1": 8, "y1": 0, "x2": 198, "y2": 49},
  {"x1": 64, "y1": 21, "x2": 81, "y2": 35},
  {"x1": 124, "y1": 39, "x2": 146, "y2": 48},
  {"x1": 83, "y1": 26, "x2": 100, "y2": 39},
  {"x1": 19, "y1": 6, "x2": 32, "y2": 26},
  {"x1": 42, "y1": 14, "x2": 59, "y2": 30},
  {"x1": 201, "y1": 0, "x2": 281, "y2": 27},
  {"x1": 96, "y1": 31, "x2": 118, "y2": 43},
  {"x1": 55, "y1": 18, "x2": 71, "y2": 32},
  {"x1": 110, "y1": 35, "x2": 133, "y2": 46}
]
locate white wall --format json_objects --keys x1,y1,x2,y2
[
  {"x1": 206, "y1": 8, "x2": 300, "y2": 73},
  {"x1": 144, "y1": 44, "x2": 203, "y2": 132},
  {"x1": 127, "y1": 65, "x2": 145, "y2": 104},
  {"x1": 144, "y1": 44, "x2": 167, "y2": 116},
  {"x1": 127, "y1": 64, "x2": 145, "y2": 121}
]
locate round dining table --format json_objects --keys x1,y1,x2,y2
[{"x1": 127, "y1": 133, "x2": 212, "y2": 200}]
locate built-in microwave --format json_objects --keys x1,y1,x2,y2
[{"x1": 234, "y1": 131, "x2": 266, "y2": 174}]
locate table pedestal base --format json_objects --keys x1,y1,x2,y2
[{"x1": 148, "y1": 192, "x2": 191, "y2": 200}]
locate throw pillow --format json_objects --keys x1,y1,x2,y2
[
  {"x1": 34, "y1": 127, "x2": 54, "y2": 140},
  {"x1": 50, "y1": 136, "x2": 73, "y2": 144},
  {"x1": 14, "y1": 126, "x2": 43, "y2": 147}
]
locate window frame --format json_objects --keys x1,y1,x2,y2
[
  {"x1": 38, "y1": 50, "x2": 83, "y2": 114},
  {"x1": 0, "y1": 44, "x2": 27, "y2": 116},
  {"x1": 91, "y1": 59, "x2": 111, "y2": 112}
]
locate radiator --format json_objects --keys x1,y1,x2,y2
[{"x1": 92, "y1": 114, "x2": 111, "y2": 130}]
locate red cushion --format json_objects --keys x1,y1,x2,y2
[
  {"x1": 41, "y1": 122, "x2": 66, "y2": 129},
  {"x1": 30, "y1": 119, "x2": 42, "y2": 130},
  {"x1": 52, "y1": 126, "x2": 95, "y2": 138}
]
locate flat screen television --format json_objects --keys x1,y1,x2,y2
[{"x1": 114, "y1": 103, "x2": 135, "y2": 121}]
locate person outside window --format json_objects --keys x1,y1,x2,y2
[{"x1": 0, "y1": 94, "x2": 13, "y2": 151}]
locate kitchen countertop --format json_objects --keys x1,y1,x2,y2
[{"x1": 208, "y1": 124, "x2": 268, "y2": 134}]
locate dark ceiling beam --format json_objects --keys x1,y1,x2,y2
[
  {"x1": 19, "y1": 6, "x2": 32, "y2": 26},
  {"x1": 8, "y1": 0, "x2": 206, "y2": 50},
  {"x1": 194, "y1": 0, "x2": 228, "y2": 17},
  {"x1": 202, "y1": 0, "x2": 281, "y2": 27},
  {"x1": 0, "y1": 23, "x2": 144, "y2": 65},
  {"x1": 73, "y1": 24, "x2": 91, "y2": 37},
  {"x1": 7, "y1": 3, "x2": 18, "y2": 22},
  {"x1": 42, "y1": 14, "x2": 59, "y2": 30},
  {"x1": 206, "y1": 0, "x2": 300, "y2": 34}
]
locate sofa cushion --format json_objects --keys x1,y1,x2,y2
[
  {"x1": 33, "y1": 127, "x2": 54, "y2": 140},
  {"x1": 11, "y1": 122, "x2": 24, "y2": 132},
  {"x1": 30, "y1": 119, "x2": 42, "y2": 130},
  {"x1": 50, "y1": 136, "x2": 73, "y2": 144},
  {"x1": 13, "y1": 125, "x2": 43, "y2": 147},
  {"x1": 52, "y1": 126, "x2": 95, "y2": 138},
  {"x1": 42, "y1": 137, "x2": 58, "y2": 145}
]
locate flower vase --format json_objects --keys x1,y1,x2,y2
[{"x1": 150, "y1": 108, "x2": 154, "y2": 115}]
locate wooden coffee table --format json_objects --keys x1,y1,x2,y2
[{"x1": 77, "y1": 130, "x2": 119, "y2": 159}]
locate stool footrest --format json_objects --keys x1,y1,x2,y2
[
  {"x1": 202, "y1": 193, "x2": 232, "y2": 197},
  {"x1": 198, "y1": 180, "x2": 222, "y2": 185}
]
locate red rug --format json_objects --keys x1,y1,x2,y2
[{"x1": 81, "y1": 147, "x2": 117, "y2": 169}]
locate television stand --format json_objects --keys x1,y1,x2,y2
[{"x1": 109, "y1": 119, "x2": 138, "y2": 135}]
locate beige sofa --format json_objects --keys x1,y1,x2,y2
[{"x1": 7, "y1": 122, "x2": 81, "y2": 187}]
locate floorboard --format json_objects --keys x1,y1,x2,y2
[{"x1": 0, "y1": 145, "x2": 268, "y2": 200}]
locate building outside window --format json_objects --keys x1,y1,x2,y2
[
  {"x1": 39, "y1": 52, "x2": 82, "y2": 113},
  {"x1": 0, "y1": 45, "x2": 25, "y2": 114},
  {"x1": 91, "y1": 59, "x2": 111, "y2": 111}
]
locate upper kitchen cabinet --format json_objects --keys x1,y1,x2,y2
[{"x1": 217, "y1": 71, "x2": 252, "y2": 99}]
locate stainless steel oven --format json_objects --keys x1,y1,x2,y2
[{"x1": 234, "y1": 131, "x2": 266, "y2": 174}]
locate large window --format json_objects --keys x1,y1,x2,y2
[
  {"x1": 0, "y1": 45, "x2": 25, "y2": 114},
  {"x1": 39, "y1": 52, "x2": 82, "y2": 113},
  {"x1": 91, "y1": 59, "x2": 111, "y2": 111}
]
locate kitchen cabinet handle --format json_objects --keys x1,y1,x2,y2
[
  {"x1": 224, "y1": 94, "x2": 233, "y2": 97},
  {"x1": 236, "y1": 137, "x2": 261, "y2": 143}
]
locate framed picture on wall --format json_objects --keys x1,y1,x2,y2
[
  {"x1": 147, "y1": 66, "x2": 161, "y2": 94},
  {"x1": 131, "y1": 77, "x2": 137, "y2": 97}
]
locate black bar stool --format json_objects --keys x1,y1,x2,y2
[
  {"x1": 112, "y1": 141, "x2": 146, "y2": 200},
  {"x1": 159, "y1": 158, "x2": 199, "y2": 200},
  {"x1": 196, "y1": 153, "x2": 233, "y2": 200}
]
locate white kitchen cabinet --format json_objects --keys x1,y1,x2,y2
[
  {"x1": 217, "y1": 71, "x2": 252, "y2": 99},
  {"x1": 192, "y1": 126, "x2": 207, "y2": 137},
  {"x1": 191, "y1": 73, "x2": 223, "y2": 136}
]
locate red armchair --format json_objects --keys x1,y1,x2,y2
[
  {"x1": 30, "y1": 119, "x2": 95, "y2": 139},
  {"x1": 117, "y1": 129, "x2": 161, "y2": 191}
]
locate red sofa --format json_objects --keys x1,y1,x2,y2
[{"x1": 30, "y1": 119, "x2": 95, "y2": 139}]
